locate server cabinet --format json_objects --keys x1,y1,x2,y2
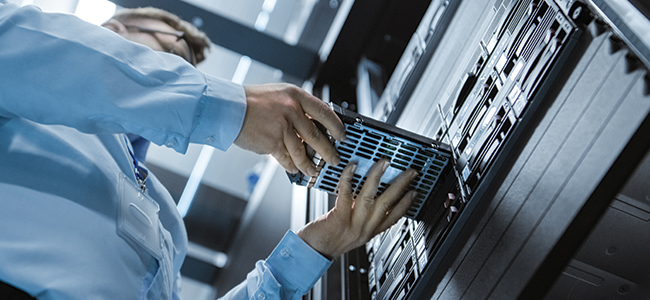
[{"x1": 301, "y1": 0, "x2": 650, "y2": 299}]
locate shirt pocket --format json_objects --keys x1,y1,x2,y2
[{"x1": 117, "y1": 173, "x2": 173, "y2": 299}]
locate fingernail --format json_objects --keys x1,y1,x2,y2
[
  {"x1": 307, "y1": 166, "x2": 318, "y2": 177},
  {"x1": 382, "y1": 161, "x2": 390, "y2": 172},
  {"x1": 349, "y1": 164, "x2": 358, "y2": 174},
  {"x1": 332, "y1": 154, "x2": 341, "y2": 166},
  {"x1": 411, "y1": 191, "x2": 419, "y2": 201},
  {"x1": 410, "y1": 171, "x2": 419, "y2": 181}
]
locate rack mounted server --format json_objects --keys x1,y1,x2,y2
[
  {"x1": 300, "y1": 0, "x2": 650, "y2": 299},
  {"x1": 355, "y1": 1, "x2": 591, "y2": 299}
]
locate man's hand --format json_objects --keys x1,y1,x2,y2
[
  {"x1": 297, "y1": 160, "x2": 418, "y2": 259},
  {"x1": 234, "y1": 83, "x2": 346, "y2": 176}
]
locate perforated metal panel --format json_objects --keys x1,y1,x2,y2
[{"x1": 287, "y1": 104, "x2": 453, "y2": 219}]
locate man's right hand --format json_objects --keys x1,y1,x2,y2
[
  {"x1": 234, "y1": 83, "x2": 346, "y2": 176},
  {"x1": 296, "y1": 160, "x2": 418, "y2": 259}
]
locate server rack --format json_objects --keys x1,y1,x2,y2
[{"x1": 302, "y1": 0, "x2": 650, "y2": 299}]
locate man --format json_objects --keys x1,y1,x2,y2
[{"x1": 0, "y1": 3, "x2": 417, "y2": 300}]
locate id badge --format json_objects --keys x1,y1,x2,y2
[{"x1": 117, "y1": 173, "x2": 162, "y2": 260}]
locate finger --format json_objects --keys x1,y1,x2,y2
[
  {"x1": 335, "y1": 163, "x2": 357, "y2": 218},
  {"x1": 284, "y1": 130, "x2": 318, "y2": 177},
  {"x1": 352, "y1": 159, "x2": 390, "y2": 224},
  {"x1": 365, "y1": 169, "x2": 417, "y2": 231},
  {"x1": 292, "y1": 114, "x2": 341, "y2": 167},
  {"x1": 374, "y1": 190, "x2": 417, "y2": 236},
  {"x1": 272, "y1": 148, "x2": 298, "y2": 174},
  {"x1": 295, "y1": 90, "x2": 346, "y2": 141}
]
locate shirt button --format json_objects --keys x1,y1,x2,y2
[
  {"x1": 256, "y1": 292, "x2": 266, "y2": 300},
  {"x1": 166, "y1": 140, "x2": 177, "y2": 147},
  {"x1": 205, "y1": 136, "x2": 216, "y2": 145},
  {"x1": 281, "y1": 247, "x2": 291, "y2": 258}
]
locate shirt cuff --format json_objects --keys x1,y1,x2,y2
[
  {"x1": 265, "y1": 231, "x2": 332, "y2": 292},
  {"x1": 189, "y1": 74, "x2": 246, "y2": 151}
]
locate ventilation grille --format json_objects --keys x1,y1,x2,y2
[{"x1": 311, "y1": 122, "x2": 451, "y2": 219}]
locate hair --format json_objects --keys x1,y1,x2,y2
[{"x1": 111, "y1": 7, "x2": 211, "y2": 65}]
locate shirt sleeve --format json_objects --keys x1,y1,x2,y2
[
  {"x1": 0, "y1": 3, "x2": 246, "y2": 153},
  {"x1": 218, "y1": 231, "x2": 332, "y2": 300}
]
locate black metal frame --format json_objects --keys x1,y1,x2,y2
[{"x1": 385, "y1": 0, "x2": 463, "y2": 125}]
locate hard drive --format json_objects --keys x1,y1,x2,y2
[{"x1": 287, "y1": 103, "x2": 453, "y2": 219}]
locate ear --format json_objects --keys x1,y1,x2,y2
[{"x1": 101, "y1": 19, "x2": 126, "y2": 34}]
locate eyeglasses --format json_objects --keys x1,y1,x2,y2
[{"x1": 124, "y1": 24, "x2": 196, "y2": 66}]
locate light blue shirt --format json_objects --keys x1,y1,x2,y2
[{"x1": 0, "y1": 2, "x2": 331, "y2": 299}]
